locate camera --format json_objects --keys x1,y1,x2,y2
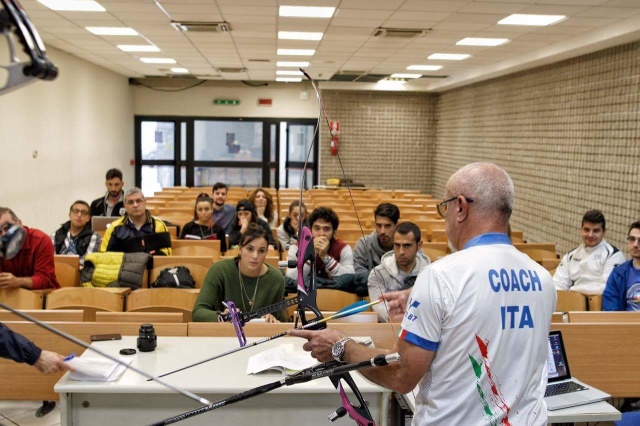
[{"x1": 137, "y1": 324, "x2": 157, "y2": 352}]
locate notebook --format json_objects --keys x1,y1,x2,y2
[{"x1": 544, "y1": 330, "x2": 610, "y2": 410}]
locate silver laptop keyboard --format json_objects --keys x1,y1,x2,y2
[{"x1": 545, "y1": 381, "x2": 587, "y2": 397}]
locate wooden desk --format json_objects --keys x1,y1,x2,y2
[{"x1": 55, "y1": 336, "x2": 389, "y2": 426}]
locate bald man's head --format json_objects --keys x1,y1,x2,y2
[{"x1": 446, "y1": 162, "x2": 514, "y2": 224}]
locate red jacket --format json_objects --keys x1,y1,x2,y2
[{"x1": 1, "y1": 226, "x2": 59, "y2": 290}]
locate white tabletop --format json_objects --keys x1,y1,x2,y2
[
  {"x1": 400, "y1": 387, "x2": 621, "y2": 424},
  {"x1": 55, "y1": 336, "x2": 383, "y2": 395}
]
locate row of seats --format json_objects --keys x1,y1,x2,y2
[{"x1": 0, "y1": 287, "x2": 372, "y2": 323}]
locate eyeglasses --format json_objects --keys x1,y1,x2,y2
[
  {"x1": 436, "y1": 196, "x2": 474, "y2": 218},
  {"x1": 70, "y1": 209, "x2": 90, "y2": 217},
  {"x1": 627, "y1": 236, "x2": 640, "y2": 244}
]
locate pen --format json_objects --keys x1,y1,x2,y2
[{"x1": 63, "y1": 353, "x2": 76, "y2": 362}]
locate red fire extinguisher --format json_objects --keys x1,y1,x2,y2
[{"x1": 329, "y1": 121, "x2": 340, "y2": 156}]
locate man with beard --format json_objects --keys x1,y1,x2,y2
[
  {"x1": 211, "y1": 182, "x2": 236, "y2": 234},
  {"x1": 353, "y1": 203, "x2": 400, "y2": 275},
  {"x1": 90, "y1": 168, "x2": 125, "y2": 217}
]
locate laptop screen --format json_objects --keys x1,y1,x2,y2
[{"x1": 547, "y1": 331, "x2": 571, "y2": 383}]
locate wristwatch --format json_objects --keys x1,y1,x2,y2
[{"x1": 331, "y1": 337, "x2": 353, "y2": 362}]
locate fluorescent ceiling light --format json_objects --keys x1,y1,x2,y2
[
  {"x1": 391, "y1": 73, "x2": 421, "y2": 79},
  {"x1": 279, "y1": 6, "x2": 335, "y2": 18},
  {"x1": 376, "y1": 79, "x2": 406, "y2": 91},
  {"x1": 117, "y1": 45, "x2": 159, "y2": 52},
  {"x1": 37, "y1": 0, "x2": 105, "y2": 11},
  {"x1": 427, "y1": 53, "x2": 470, "y2": 60},
  {"x1": 277, "y1": 61, "x2": 309, "y2": 67},
  {"x1": 277, "y1": 49, "x2": 315, "y2": 56},
  {"x1": 456, "y1": 37, "x2": 509, "y2": 47},
  {"x1": 276, "y1": 70, "x2": 303, "y2": 76},
  {"x1": 171, "y1": 68, "x2": 189, "y2": 74},
  {"x1": 140, "y1": 58, "x2": 176, "y2": 64},
  {"x1": 498, "y1": 14, "x2": 566, "y2": 26},
  {"x1": 276, "y1": 77, "x2": 303, "y2": 82},
  {"x1": 86, "y1": 27, "x2": 138, "y2": 36},
  {"x1": 278, "y1": 31, "x2": 323, "y2": 41},
  {"x1": 407, "y1": 65, "x2": 442, "y2": 71}
]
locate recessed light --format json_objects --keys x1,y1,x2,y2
[
  {"x1": 140, "y1": 58, "x2": 176, "y2": 64},
  {"x1": 86, "y1": 27, "x2": 138, "y2": 36},
  {"x1": 376, "y1": 79, "x2": 406, "y2": 90},
  {"x1": 391, "y1": 73, "x2": 421, "y2": 79},
  {"x1": 277, "y1": 49, "x2": 315, "y2": 56},
  {"x1": 276, "y1": 77, "x2": 303, "y2": 82},
  {"x1": 276, "y1": 70, "x2": 303, "y2": 76},
  {"x1": 171, "y1": 68, "x2": 189, "y2": 74},
  {"x1": 427, "y1": 53, "x2": 470, "y2": 61},
  {"x1": 407, "y1": 65, "x2": 442, "y2": 71},
  {"x1": 37, "y1": 0, "x2": 105, "y2": 12},
  {"x1": 279, "y1": 6, "x2": 335, "y2": 18},
  {"x1": 278, "y1": 31, "x2": 323, "y2": 41},
  {"x1": 456, "y1": 37, "x2": 509, "y2": 47},
  {"x1": 117, "y1": 45, "x2": 160, "y2": 52},
  {"x1": 277, "y1": 61, "x2": 309, "y2": 67},
  {"x1": 498, "y1": 14, "x2": 566, "y2": 26}
]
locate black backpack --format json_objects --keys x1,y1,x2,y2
[{"x1": 152, "y1": 266, "x2": 196, "y2": 288}]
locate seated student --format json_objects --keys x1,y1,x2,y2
[
  {"x1": 51, "y1": 200, "x2": 101, "y2": 269},
  {"x1": 192, "y1": 224, "x2": 286, "y2": 322},
  {"x1": 179, "y1": 194, "x2": 227, "y2": 252},
  {"x1": 0, "y1": 207, "x2": 59, "y2": 289},
  {"x1": 368, "y1": 222, "x2": 430, "y2": 323},
  {"x1": 211, "y1": 182, "x2": 236, "y2": 234},
  {"x1": 277, "y1": 200, "x2": 308, "y2": 251},
  {"x1": 554, "y1": 209, "x2": 625, "y2": 295},
  {"x1": 603, "y1": 221, "x2": 640, "y2": 311},
  {"x1": 248, "y1": 188, "x2": 278, "y2": 228},
  {"x1": 285, "y1": 207, "x2": 354, "y2": 280},
  {"x1": 100, "y1": 188, "x2": 172, "y2": 255},
  {"x1": 90, "y1": 168, "x2": 125, "y2": 217},
  {"x1": 353, "y1": 203, "x2": 400, "y2": 275},
  {"x1": 228, "y1": 200, "x2": 277, "y2": 250}
]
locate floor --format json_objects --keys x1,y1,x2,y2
[{"x1": 0, "y1": 401, "x2": 59, "y2": 426}]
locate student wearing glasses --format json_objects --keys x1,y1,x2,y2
[
  {"x1": 51, "y1": 200, "x2": 101, "y2": 269},
  {"x1": 179, "y1": 194, "x2": 227, "y2": 253},
  {"x1": 603, "y1": 221, "x2": 640, "y2": 311}
]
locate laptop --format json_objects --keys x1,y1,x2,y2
[
  {"x1": 91, "y1": 216, "x2": 119, "y2": 231},
  {"x1": 544, "y1": 330, "x2": 610, "y2": 410}
]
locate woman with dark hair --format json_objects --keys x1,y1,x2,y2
[
  {"x1": 228, "y1": 199, "x2": 277, "y2": 250},
  {"x1": 248, "y1": 188, "x2": 278, "y2": 228},
  {"x1": 192, "y1": 223, "x2": 286, "y2": 323},
  {"x1": 179, "y1": 194, "x2": 227, "y2": 252},
  {"x1": 277, "y1": 200, "x2": 308, "y2": 251}
]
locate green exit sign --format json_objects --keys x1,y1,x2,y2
[{"x1": 213, "y1": 99, "x2": 240, "y2": 105}]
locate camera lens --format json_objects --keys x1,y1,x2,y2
[{"x1": 137, "y1": 323, "x2": 157, "y2": 352}]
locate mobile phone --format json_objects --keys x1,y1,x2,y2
[{"x1": 90, "y1": 334, "x2": 122, "y2": 342}]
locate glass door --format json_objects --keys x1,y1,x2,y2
[
  {"x1": 280, "y1": 122, "x2": 317, "y2": 189},
  {"x1": 135, "y1": 118, "x2": 184, "y2": 194}
]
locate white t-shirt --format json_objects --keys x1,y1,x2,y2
[
  {"x1": 401, "y1": 233, "x2": 556, "y2": 426},
  {"x1": 553, "y1": 240, "x2": 626, "y2": 295}
]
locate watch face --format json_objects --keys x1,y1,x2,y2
[{"x1": 332, "y1": 341, "x2": 344, "y2": 359}]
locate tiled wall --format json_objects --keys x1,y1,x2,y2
[
  {"x1": 319, "y1": 90, "x2": 438, "y2": 191},
  {"x1": 433, "y1": 41, "x2": 640, "y2": 254}
]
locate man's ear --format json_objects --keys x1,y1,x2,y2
[
  {"x1": 417, "y1": 240, "x2": 423, "y2": 249},
  {"x1": 457, "y1": 196, "x2": 470, "y2": 222}
]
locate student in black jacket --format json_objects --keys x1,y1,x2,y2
[
  {"x1": 180, "y1": 194, "x2": 227, "y2": 253},
  {"x1": 228, "y1": 200, "x2": 277, "y2": 250}
]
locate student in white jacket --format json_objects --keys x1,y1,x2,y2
[
  {"x1": 554, "y1": 210, "x2": 626, "y2": 295},
  {"x1": 368, "y1": 222, "x2": 430, "y2": 322}
]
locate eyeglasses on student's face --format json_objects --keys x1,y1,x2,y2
[
  {"x1": 627, "y1": 236, "x2": 640, "y2": 244},
  {"x1": 436, "y1": 196, "x2": 474, "y2": 218},
  {"x1": 70, "y1": 209, "x2": 90, "y2": 217}
]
